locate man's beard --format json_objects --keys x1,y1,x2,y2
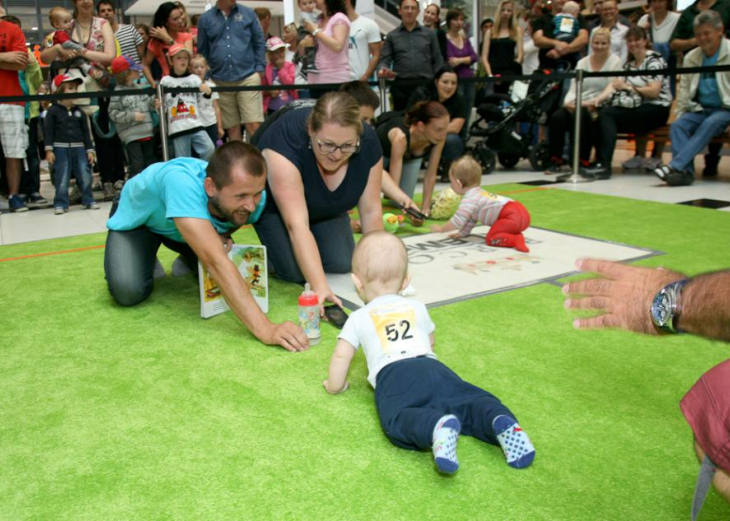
[{"x1": 209, "y1": 195, "x2": 248, "y2": 225}]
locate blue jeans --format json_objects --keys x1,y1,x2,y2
[
  {"x1": 52, "y1": 146, "x2": 94, "y2": 209},
  {"x1": 375, "y1": 357, "x2": 514, "y2": 450},
  {"x1": 669, "y1": 109, "x2": 730, "y2": 173},
  {"x1": 442, "y1": 133, "x2": 465, "y2": 163},
  {"x1": 458, "y1": 81, "x2": 476, "y2": 141},
  {"x1": 253, "y1": 211, "x2": 354, "y2": 284},
  {"x1": 104, "y1": 223, "x2": 198, "y2": 306},
  {"x1": 21, "y1": 117, "x2": 41, "y2": 195},
  {"x1": 171, "y1": 130, "x2": 215, "y2": 161}
]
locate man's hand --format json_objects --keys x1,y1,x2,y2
[
  {"x1": 378, "y1": 68, "x2": 396, "y2": 79},
  {"x1": 134, "y1": 112, "x2": 146, "y2": 122},
  {"x1": 315, "y1": 286, "x2": 343, "y2": 314},
  {"x1": 46, "y1": 151, "x2": 56, "y2": 165},
  {"x1": 562, "y1": 259, "x2": 685, "y2": 334},
  {"x1": 263, "y1": 321, "x2": 310, "y2": 352},
  {"x1": 87, "y1": 152, "x2": 96, "y2": 165},
  {"x1": 0, "y1": 51, "x2": 29, "y2": 68}
]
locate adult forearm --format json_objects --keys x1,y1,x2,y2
[
  {"x1": 206, "y1": 254, "x2": 275, "y2": 341},
  {"x1": 670, "y1": 38, "x2": 695, "y2": 52},
  {"x1": 289, "y1": 226, "x2": 329, "y2": 291},
  {"x1": 679, "y1": 271, "x2": 730, "y2": 341},
  {"x1": 85, "y1": 49, "x2": 114, "y2": 66}
]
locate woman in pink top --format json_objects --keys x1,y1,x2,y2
[
  {"x1": 41, "y1": 0, "x2": 115, "y2": 67},
  {"x1": 301, "y1": 0, "x2": 351, "y2": 86},
  {"x1": 143, "y1": 1, "x2": 193, "y2": 81}
]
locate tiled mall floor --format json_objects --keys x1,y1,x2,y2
[{"x1": 1, "y1": 150, "x2": 729, "y2": 246}]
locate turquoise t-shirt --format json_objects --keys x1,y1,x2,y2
[
  {"x1": 699, "y1": 49, "x2": 722, "y2": 109},
  {"x1": 107, "y1": 158, "x2": 238, "y2": 243}
]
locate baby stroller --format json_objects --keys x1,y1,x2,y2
[{"x1": 467, "y1": 71, "x2": 566, "y2": 174}]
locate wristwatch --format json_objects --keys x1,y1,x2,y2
[
  {"x1": 650, "y1": 279, "x2": 688, "y2": 334},
  {"x1": 312, "y1": 28, "x2": 321, "y2": 37}
]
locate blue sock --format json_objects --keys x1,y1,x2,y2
[
  {"x1": 493, "y1": 415, "x2": 535, "y2": 469},
  {"x1": 432, "y1": 414, "x2": 461, "y2": 475}
]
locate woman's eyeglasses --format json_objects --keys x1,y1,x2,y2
[{"x1": 315, "y1": 136, "x2": 360, "y2": 155}]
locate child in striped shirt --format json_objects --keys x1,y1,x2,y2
[{"x1": 431, "y1": 155, "x2": 531, "y2": 252}]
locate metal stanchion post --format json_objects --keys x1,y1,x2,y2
[
  {"x1": 156, "y1": 83, "x2": 169, "y2": 162},
  {"x1": 558, "y1": 68, "x2": 593, "y2": 184},
  {"x1": 378, "y1": 76, "x2": 387, "y2": 113}
]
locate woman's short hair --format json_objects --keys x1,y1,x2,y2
[
  {"x1": 152, "y1": 2, "x2": 180, "y2": 29},
  {"x1": 405, "y1": 100, "x2": 449, "y2": 125},
  {"x1": 446, "y1": 8, "x2": 465, "y2": 28},
  {"x1": 308, "y1": 92, "x2": 363, "y2": 136},
  {"x1": 591, "y1": 26, "x2": 611, "y2": 44}
]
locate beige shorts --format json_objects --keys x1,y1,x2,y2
[
  {"x1": 0, "y1": 104, "x2": 28, "y2": 159},
  {"x1": 215, "y1": 74, "x2": 264, "y2": 129}
]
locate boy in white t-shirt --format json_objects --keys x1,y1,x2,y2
[{"x1": 323, "y1": 231, "x2": 535, "y2": 475}]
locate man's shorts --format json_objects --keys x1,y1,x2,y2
[
  {"x1": 215, "y1": 74, "x2": 264, "y2": 129},
  {"x1": 0, "y1": 104, "x2": 28, "y2": 159}
]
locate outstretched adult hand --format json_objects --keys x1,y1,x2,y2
[
  {"x1": 562, "y1": 258, "x2": 685, "y2": 335},
  {"x1": 264, "y1": 321, "x2": 310, "y2": 352}
]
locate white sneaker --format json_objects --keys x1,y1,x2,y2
[
  {"x1": 171, "y1": 256, "x2": 192, "y2": 277},
  {"x1": 621, "y1": 156, "x2": 645, "y2": 170},
  {"x1": 0, "y1": 197, "x2": 9, "y2": 211},
  {"x1": 54, "y1": 207, "x2": 65, "y2": 215},
  {"x1": 84, "y1": 202, "x2": 100, "y2": 210},
  {"x1": 153, "y1": 257, "x2": 166, "y2": 279}
]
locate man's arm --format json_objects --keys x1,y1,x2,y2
[
  {"x1": 563, "y1": 259, "x2": 730, "y2": 342},
  {"x1": 197, "y1": 15, "x2": 209, "y2": 59},
  {"x1": 174, "y1": 217, "x2": 309, "y2": 351},
  {"x1": 0, "y1": 24, "x2": 28, "y2": 71},
  {"x1": 250, "y1": 10, "x2": 267, "y2": 73},
  {"x1": 430, "y1": 30, "x2": 444, "y2": 73},
  {"x1": 378, "y1": 33, "x2": 394, "y2": 72},
  {"x1": 363, "y1": 40, "x2": 382, "y2": 81}
]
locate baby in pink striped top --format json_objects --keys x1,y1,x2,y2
[{"x1": 431, "y1": 156, "x2": 531, "y2": 252}]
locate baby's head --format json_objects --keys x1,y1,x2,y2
[
  {"x1": 299, "y1": 0, "x2": 316, "y2": 13},
  {"x1": 562, "y1": 1, "x2": 580, "y2": 16},
  {"x1": 351, "y1": 231, "x2": 410, "y2": 303},
  {"x1": 49, "y1": 7, "x2": 73, "y2": 31},
  {"x1": 190, "y1": 53, "x2": 209, "y2": 79},
  {"x1": 448, "y1": 155, "x2": 483, "y2": 194}
]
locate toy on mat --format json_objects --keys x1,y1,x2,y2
[
  {"x1": 383, "y1": 212, "x2": 405, "y2": 233},
  {"x1": 429, "y1": 188, "x2": 462, "y2": 220}
]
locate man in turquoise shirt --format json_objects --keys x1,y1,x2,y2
[{"x1": 105, "y1": 142, "x2": 308, "y2": 352}]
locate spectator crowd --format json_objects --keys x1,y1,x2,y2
[{"x1": 1, "y1": 0, "x2": 730, "y2": 212}]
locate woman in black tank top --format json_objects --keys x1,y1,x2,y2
[{"x1": 480, "y1": 0, "x2": 524, "y2": 94}]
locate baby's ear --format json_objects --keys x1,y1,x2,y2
[
  {"x1": 400, "y1": 273, "x2": 411, "y2": 292},
  {"x1": 351, "y1": 272, "x2": 364, "y2": 293}
]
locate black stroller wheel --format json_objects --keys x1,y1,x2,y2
[
  {"x1": 529, "y1": 142, "x2": 551, "y2": 171},
  {"x1": 472, "y1": 144, "x2": 496, "y2": 174},
  {"x1": 498, "y1": 153, "x2": 521, "y2": 170}
]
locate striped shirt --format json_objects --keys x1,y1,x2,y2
[
  {"x1": 115, "y1": 23, "x2": 143, "y2": 63},
  {"x1": 449, "y1": 187, "x2": 511, "y2": 237},
  {"x1": 623, "y1": 50, "x2": 673, "y2": 107}
]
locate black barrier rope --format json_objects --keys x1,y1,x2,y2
[{"x1": 1, "y1": 63, "x2": 729, "y2": 103}]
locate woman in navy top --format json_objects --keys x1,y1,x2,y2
[{"x1": 254, "y1": 92, "x2": 383, "y2": 308}]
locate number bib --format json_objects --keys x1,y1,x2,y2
[{"x1": 369, "y1": 301, "x2": 420, "y2": 354}]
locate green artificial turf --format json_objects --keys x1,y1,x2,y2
[{"x1": 1, "y1": 185, "x2": 729, "y2": 520}]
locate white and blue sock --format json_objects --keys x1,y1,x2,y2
[
  {"x1": 432, "y1": 414, "x2": 461, "y2": 475},
  {"x1": 493, "y1": 415, "x2": 535, "y2": 469}
]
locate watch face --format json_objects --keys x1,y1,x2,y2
[{"x1": 651, "y1": 291, "x2": 671, "y2": 327}]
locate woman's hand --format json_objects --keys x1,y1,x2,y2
[
  {"x1": 448, "y1": 56, "x2": 466, "y2": 67},
  {"x1": 302, "y1": 19, "x2": 318, "y2": 34},
  {"x1": 298, "y1": 36, "x2": 315, "y2": 53},
  {"x1": 612, "y1": 78, "x2": 630, "y2": 91},
  {"x1": 565, "y1": 101, "x2": 576, "y2": 113},
  {"x1": 149, "y1": 26, "x2": 172, "y2": 44}
]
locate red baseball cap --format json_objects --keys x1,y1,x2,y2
[
  {"x1": 111, "y1": 55, "x2": 143, "y2": 75},
  {"x1": 51, "y1": 73, "x2": 82, "y2": 93}
]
